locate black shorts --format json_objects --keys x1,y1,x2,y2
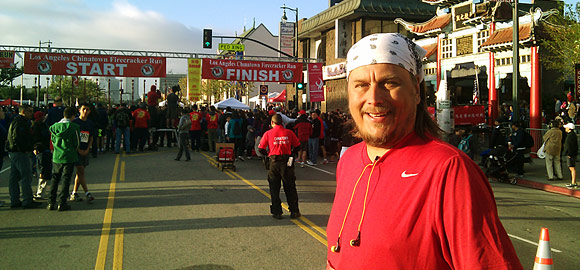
[
  {"x1": 299, "y1": 141, "x2": 308, "y2": 151},
  {"x1": 567, "y1": 156, "x2": 577, "y2": 167},
  {"x1": 74, "y1": 154, "x2": 90, "y2": 167}
]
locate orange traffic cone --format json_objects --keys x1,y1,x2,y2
[{"x1": 533, "y1": 227, "x2": 553, "y2": 270}]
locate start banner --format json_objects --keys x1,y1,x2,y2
[
  {"x1": 0, "y1": 51, "x2": 15, "y2": 69},
  {"x1": 201, "y1": 59, "x2": 302, "y2": 83},
  {"x1": 24, "y1": 52, "x2": 166, "y2": 77}
]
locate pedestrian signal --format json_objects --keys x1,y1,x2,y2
[
  {"x1": 297, "y1": 82, "x2": 305, "y2": 90},
  {"x1": 203, "y1": 29, "x2": 212, "y2": 49}
]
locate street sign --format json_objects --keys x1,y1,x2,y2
[{"x1": 219, "y1": 43, "x2": 245, "y2": 52}]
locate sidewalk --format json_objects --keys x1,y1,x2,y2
[{"x1": 510, "y1": 158, "x2": 580, "y2": 199}]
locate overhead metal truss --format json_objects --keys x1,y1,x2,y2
[{"x1": 0, "y1": 44, "x2": 321, "y2": 63}]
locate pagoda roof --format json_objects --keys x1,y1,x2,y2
[
  {"x1": 480, "y1": 23, "x2": 533, "y2": 51},
  {"x1": 420, "y1": 0, "x2": 465, "y2": 6},
  {"x1": 395, "y1": 14, "x2": 451, "y2": 36},
  {"x1": 299, "y1": 0, "x2": 435, "y2": 38}
]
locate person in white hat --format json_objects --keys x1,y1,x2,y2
[
  {"x1": 563, "y1": 123, "x2": 578, "y2": 188},
  {"x1": 326, "y1": 33, "x2": 522, "y2": 269}
]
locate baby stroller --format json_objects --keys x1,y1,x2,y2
[{"x1": 485, "y1": 145, "x2": 518, "y2": 184}]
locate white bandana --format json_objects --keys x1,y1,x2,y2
[{"x1": 346, "y1": 33, "x2": 426, "y2": 82}]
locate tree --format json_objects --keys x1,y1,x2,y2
[
  {"x1": 540, "y1": 3, "x2": 580, "y2": 83},
  {"x1": 46, "y1": 77, "x2": 104, "y2": 105},
  {"x1": 0, "y1": 66, "x2": 24, "y2": 87}
]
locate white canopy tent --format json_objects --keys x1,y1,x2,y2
[
  {"x1": 213, "y1": 98, "x2": 250, "y2": 110},
  {"x1": 248, "y1": 92, "x2": 279, "y2": 103}
]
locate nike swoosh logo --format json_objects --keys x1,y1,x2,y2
[{"x1": 401, "y1": 171, "x2": 419, "y2": 178}]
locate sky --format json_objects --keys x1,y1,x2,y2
[{"x1": 0, "y1": 0, "x2": 578, "y2": 91}]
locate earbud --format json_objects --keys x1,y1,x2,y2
[
  {"x1": 331, "y1": 237, "x2": 341, "y2": 253},
  {"x1": 350, "y1": 232, "x2": 361, "y2": 247}
]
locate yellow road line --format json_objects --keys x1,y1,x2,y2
[
  {"x1": 210, "y1": 161, "x2": 327, "y2": 246},
  {"x1": 95, "y1": 154, "x2": 120, "y2": 270},
  {"x1": 113, "y1": 228, "x2": 124, "y2": 270},
  {"x1": 120, "y1": 161, "x2": 125, "y2": 182},
  {"x1": 290, "y1": 219, "x2": 328, "y2": 246}
]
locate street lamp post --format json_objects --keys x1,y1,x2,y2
[
  {"x1": 45, "y1": 77, "x2": 50, "y2": 105},
  {"x1": 281, "y1": 4, "x2": 299, "y2": 110},
  {"x1": 38, "y1": 40, "x2": 52, "y2": 107},
  {"x1": 512, "y1": 0, "x2": 519, "y2": 122}
]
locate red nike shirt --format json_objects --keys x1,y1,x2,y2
[{"x1": 326, "y1": 133, "x2": 523, "y2": 270}]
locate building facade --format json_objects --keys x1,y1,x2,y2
[{"x1": 296, "y1": 0, "x2": 437, "y2": 111}]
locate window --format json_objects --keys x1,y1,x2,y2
[
  {"x1": 441, "y1": 38, "x2": 453, "y2": 59},
  {"x1": 364, "y1": 19, "x2": 382, "y2": 36},
  {"x1": 477, "y1": 30, "x2": 489, "y2": 52}
]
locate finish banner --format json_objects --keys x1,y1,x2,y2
[
  {"x1": 24, "y1": 52, "x2": 166, "y2": 77},
  {"x1": 201, "y1": 59, "x2": 302, "y2": 83},
  {"x1": 187, "y1": 58, "x2": 202, "y2": 101},
  {"x1": 0, "y1": 51, "x2": 15, "y2": 69},
  {"x1": 308, "y1": 63, "x2": 325, "y2": 102}
]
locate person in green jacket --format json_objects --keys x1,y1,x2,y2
[{"x1": 48, "y1": 107, "x2": 80, "y2": 211}]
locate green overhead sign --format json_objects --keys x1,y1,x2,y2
[{"x1": 219, "y1": 43, "x2": 245, "y2": 52}]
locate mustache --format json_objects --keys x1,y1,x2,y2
[{"x1": 360, "y1": 106, "x2": 391, "y2": 114}]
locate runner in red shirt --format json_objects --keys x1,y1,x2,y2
[
  {"x1": 326, "y1": 33, "x2": 522, "y2": 270},
  {"x1": 189, "y1": 104, "x2": 202, "y2": 151},
  {"x1": 132, "y1": 103, "x2": 150, "y2": 152},
  {"x1": 258, "y1": 114, "x2": 301, "y2": 219},
  {"x1": 206, "y1": 106, "x2": 220, "y2": 152}
]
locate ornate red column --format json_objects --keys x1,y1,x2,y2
[
  {"x1": 530, "y1": 45, "x2": 541, "y2": 129},
  {"x1": 488, "y1": 22, "x2": 498, "y2": 125}
]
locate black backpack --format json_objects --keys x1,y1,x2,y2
[
  {"x1": 523, "y1": 131, "x2": 534, "y2": 148},
  {"x1": 116, "y1": 111, "x2": 130, "y2": 128}
]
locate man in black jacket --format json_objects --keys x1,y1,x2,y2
[
  {"x1": 7, "y1": 105, "x2": 42, "y2": 209},
  {"x1": 509, "y1": 121, "x2": 525, "y2": 177},
  {"x1": 563, "y1": 123, "x2": 578, "y2": 189}
]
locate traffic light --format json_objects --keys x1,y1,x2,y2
[
  {"x1": 203, "y1": 29, "x2": 212, "y2": 49},
  {"x1": 297, "y1": 82, "x2": 305, "y2": 90}
]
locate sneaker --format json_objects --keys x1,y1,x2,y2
[
  {"x1": 58, "y1": 203, "x2": 71, "y2": 211},
  {"x1": 47, "y1": 203, "x2": 57, "y2": 211},
  {"x1": 272, "y1": 214, "x2": 283, "y2": 220},
  {"x1": 33, "y1": 195, "x2": 47, "y2": 201},
  {"x1": 322, "y1": 159, "x2": 329, "y2": 164},
  {"x1": 565, "y1": 183, "x2": 578, "y2": 189},
  {"x1": 86, "y1": 194, "x2": 95, "y2": 203},
  {"x1": 10, "y1": 201, "x2": 22, "y2": 209},
  {"x1": 70, "y1": 193, "x2": 83, "y2": 202},
  {"x1": 238, "y1": 156, "x2": 245, "y2": 161},
  {"x1": 290, "y1": 212, "x2": 302, "y2": 219},
  {"x1": 306, "y1": 160, "x2": 316, "y2": 166},
  {"x1": 300, "y1": 162, "x2": 304, "y2": 168}
]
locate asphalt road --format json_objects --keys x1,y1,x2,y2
[{"x1": 0, "y1": 149, "x2": 578, "y2": 269}]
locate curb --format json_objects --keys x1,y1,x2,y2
[{"x1": 516, "y1": 178, "x2": 580, "y2": 199}]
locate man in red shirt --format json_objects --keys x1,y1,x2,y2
[
  {"x1": 258, "y1": 114, "x2": 301, "y2": 219},
  {"x1": 293, "y1": 110, "x2": 312, "y2": 168},
  {"x1": 326, "y1": 33, "x2": 522, "y2": 269},
  {"x1": 132, "y1": 103, "x2": 150, "y2": 152},
  {"x1": 206, "y1": 106, "x2": 220, "y2": 152},
  {"x1": 189, "y1": 104, "x2": 202, "y2": 152},
  {"x1": 147, "y1": 85, "x2": 160, "y2": 108}
]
